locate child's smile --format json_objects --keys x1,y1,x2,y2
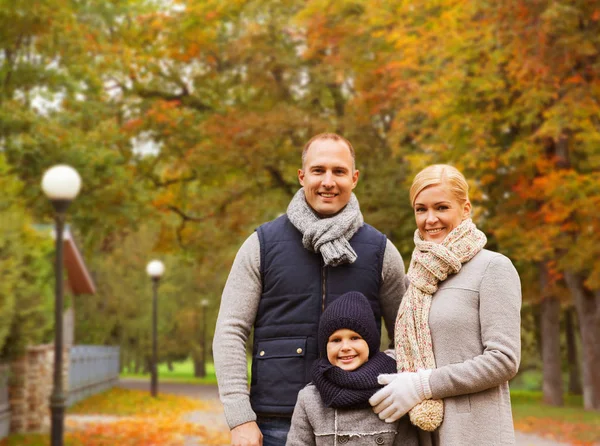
[{"x1": 327, "y1": 328, "x2": 369, "y2": 371}]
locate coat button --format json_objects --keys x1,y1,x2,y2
[
  {"x1": 259, "y1": 351, "x2": 265, "y2": 356},
  {"x1": 337, "y1": 436, "x2": 349, "y2": 444},
  {"x1": 375, "y1": 436, "x2": 385, "y2": 445},
  {"x1": 296, "y1": 348, "x2": 303, "y2": 354}
]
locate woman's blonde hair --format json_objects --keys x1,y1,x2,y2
[{"x1": 409, "y1": 164, "x2": 469, "y2": 206}]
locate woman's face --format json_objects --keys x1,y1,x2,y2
[{"x1": 413, "y1": 184, "x2": 471, "y2": 243}]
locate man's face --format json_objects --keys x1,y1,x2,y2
[{"x1": 298, "y1": 139, "x2": 359, "y2": 216}]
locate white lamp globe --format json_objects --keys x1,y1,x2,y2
[
  {"x1": 146, "y1": 260, "x2": 165, "y2": 278},
  {"x1": 41, "y1": 165, "x2": 82, "y2": 200}
]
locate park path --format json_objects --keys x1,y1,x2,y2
[
  {"x1": 69, "y1": 378, "x2": 575, "y2": 446},
  {"x1": 116, "y1": 378, "x2": 230, "y2": 445}
]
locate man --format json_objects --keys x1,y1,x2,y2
[{"x1": 213, "y1": 133, "x2": 407, "y2": 446}]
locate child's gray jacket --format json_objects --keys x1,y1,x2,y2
[{"x1": 286, "y1": 384, "x2": 419, "y2": 446}]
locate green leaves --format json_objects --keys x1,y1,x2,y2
[
  {"x1": 1, "y1": 0, "x2": 599, "y2": 369},
  {"x1": 0, "y1": 155, "x2": 54, "y2": 360}
]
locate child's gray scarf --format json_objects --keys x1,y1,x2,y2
[{"x1": 287, "y1": 188, "x2": 364, "y2": 267}]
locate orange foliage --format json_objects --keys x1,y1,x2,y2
[
  {"x1": 514, "y1": 417, "x2": 599, "y2": 446},
  {"x1": 62, "y1": 388, "x2": 231, "y2": 446}
]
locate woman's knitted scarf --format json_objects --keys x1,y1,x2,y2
[
  {"x1": 287, "y1": 188, "x2": 364, "y2": 266},
  {"x1": 395, "y1": 219, "x2": 486, "y2": 431},
  {"x1": 312, "y1": 352, "x2": 397, "y2": 409}
]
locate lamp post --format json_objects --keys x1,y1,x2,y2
[
  {"x1": 41, "y1": 165, "x2": 82, "y2": 446},
  {"x1": 200, "y1": 299, "x2": 209, "y2": 378},
  {"x1": 146, "y1": 260, "x2": 164, "y2": 397}
]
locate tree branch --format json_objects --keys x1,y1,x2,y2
[
  {"x1": 132, "y1": 83, "x2": 212, "y2": 111},
  {"x1": 148, "y1": 171, "x2": 198, "y2": 188},
  {"x1": 166, "y1": 204, "x2": 209, "y2": 222},
  {"x1": 265, "y1": 165, "x2": 296, "y2": 197},
  {"x1": 167, "y1": 187, "x2": 255, "y2": 248}
]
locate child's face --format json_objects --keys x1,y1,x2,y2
[{"x1": 326, "y1": 328, "x2": 369, "y2": 371}]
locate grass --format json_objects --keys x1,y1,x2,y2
[
  {"x1": 120, "y1": 359, "x2": 218, "y2": 385},
  {"x1": 0, "y1": 434, "x2": 63, "y2": 446},
  {"x1": 511, "y1": 391, "x2": 600, "y2": 445}
]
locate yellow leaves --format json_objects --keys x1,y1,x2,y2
[
  {"x1": 152, "y1": 189, "x2": 176, "y2": 210},
  {"x1": 65, "y1": 388, "x2": 232, "y2": 445},
  {"x1": 68, "y1": 414, "x2": 211, "y2": 446},
  {"x1": 69, "y1": 388, "x2": 208, "y2": 416},
  {"x1": 154, "y1": 222, "x2": 179, "y2": 252},
  {"x1": 478, "y1": 173, "x2": 496, "y2": 186}
]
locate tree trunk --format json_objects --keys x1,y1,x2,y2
[
  {"x1": 541, "y1": 296, "x2": 563, "y2": 406},
  {"x1": 193, "y1": 357, "x2": 205, "y2": 378},
  {"x1": 540, "y1": 264, "x2": 563, "y2": 406},
  {"x1": 192, "y1": 347, "x2": 206, "y2": 378},
  {"x1": 532, "y1": 304, "x2": 543, "y2": 362},
  {"x1": 564, "y1": 307, "x2": 582, "y2": 395},
  {"x1": 564, "y1": 272, "x2": 600, "y2": 410}
]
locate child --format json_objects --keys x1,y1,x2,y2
[{"x1": 286, "y1": 291, "x2": 419, "y2": 446}]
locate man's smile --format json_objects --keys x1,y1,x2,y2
[{"x1": 318, "y1": 192, "x2": 338, "y2": 198}]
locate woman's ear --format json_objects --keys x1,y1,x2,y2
[{"x1": 463, "y1": 201, "x2": 472, "y2": 219}]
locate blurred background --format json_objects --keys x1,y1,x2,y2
[{"x1": 0, "y1": 0, "x2": 598, "y2": 443}]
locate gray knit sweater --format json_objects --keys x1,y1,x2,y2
[{"x1": 213, "y1": 232, "x2": 406, "y2": 429}]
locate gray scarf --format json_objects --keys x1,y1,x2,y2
[{"x1": 287, "y1": 188, "x2": 364, "y2": 266}]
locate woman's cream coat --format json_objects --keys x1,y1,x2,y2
[{"x1": 420, "y1": 249, "x2": 521, "y2": 446}]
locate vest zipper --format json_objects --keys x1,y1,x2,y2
[
  {"x1": 319, "y1": 262, "x2": 327, "y2": 359},
  {"x1": 321, "y1": 263, "x2": 327, "y2": 313}
]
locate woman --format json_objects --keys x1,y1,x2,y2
[{"x1": 369, "y1": 164, "x2": 521, "y2": 445}]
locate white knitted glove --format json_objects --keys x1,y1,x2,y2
[{"x1": 369, "y1": 370, "x2": 432, "y2": 423}]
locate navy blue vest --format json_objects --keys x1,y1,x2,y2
[{"x1": 251, "y1": 215, "x2": 386, "y2": 415}]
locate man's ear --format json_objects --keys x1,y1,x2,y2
[
  {"x1": 298, "y1": 168, "x2": 305, "y2": 186},
  {"x1": 352, "y1": 170, "x2": 359, "y2": 189}
]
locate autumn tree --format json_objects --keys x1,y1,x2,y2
[{"x1": 365, "y1": 0, "x2": 600, "y2": 408}]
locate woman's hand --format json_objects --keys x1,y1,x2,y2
[{"x1": 369, "y1": 370, "x2": 432, "y2": 422}]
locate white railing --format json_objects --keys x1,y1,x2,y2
[{"x1": 68, "y1": 345, "x2": 120, "y2": 407}]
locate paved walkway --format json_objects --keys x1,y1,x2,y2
[
  {"x1": 116, "y1": 379, "x2": 230, "y2": 445},
  {"x1": 67, "y1": 379, "x2": 575, "y2": 446},
  {"x1": 515, "y1": 431, "x2": 574, "y2": 446}
]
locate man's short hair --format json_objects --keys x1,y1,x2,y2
[{"x1": 301, "y1": 133, "x2": 356, "y2": 167}]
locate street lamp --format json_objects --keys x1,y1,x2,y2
[
  {"x1": 146, "y1": 260, "x2": 164, "y2": 397},
  {"x1": 41, "y1": 165, "x2": 82, "y2": 446},
  {"x1": 200, "y1": 299, "x2": 209, "y2": 378}
]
